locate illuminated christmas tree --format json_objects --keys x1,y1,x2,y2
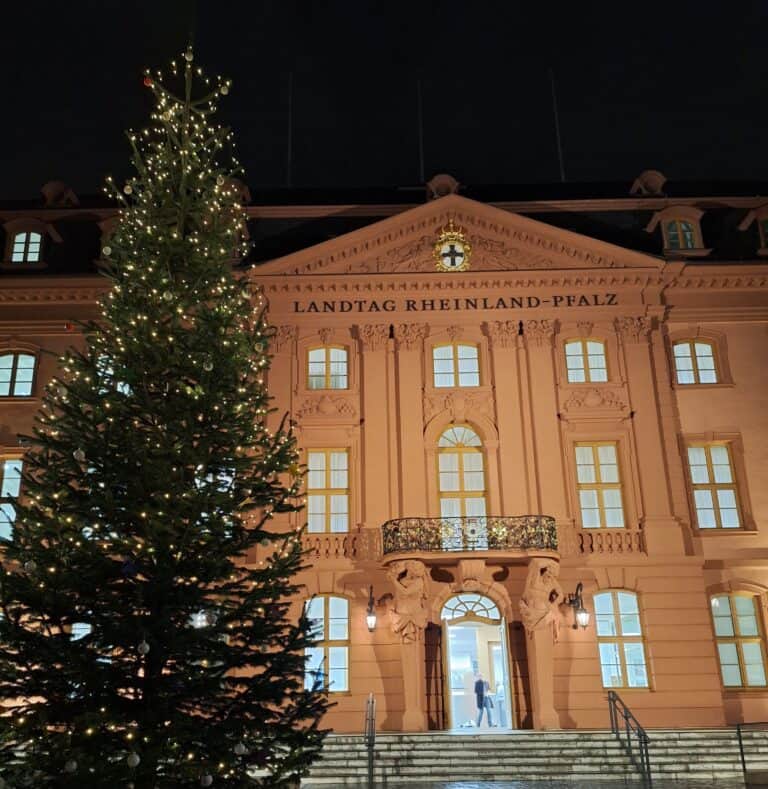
[{"x1": 0, "y1": 48, "x2": 328, "y2": 788}]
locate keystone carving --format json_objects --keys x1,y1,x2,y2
[
  {"x1": 317, "y1": 327, "x2": 333, "y2": 344},
  {"x1": 297, "y1": 395, "x2": 356, "y2": 419},
  {"x1": 395, "y1": 323, "x2": 429, "y2": 350},
  {"x1": 446, "y1": 325, "x2": 463, "y2": 341},
  {"x1": 357, "y1": 324, "x2": 389, "y2": 351}
]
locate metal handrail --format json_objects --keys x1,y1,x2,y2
[
  {"x1": 736, "y1": 721, "x2": 768, "y2": 782},
  {"x1": 364, "y1": 692, "x2": 376, "y2": 789},
  {"x1": 608, "y1": 690, "x2": 652, "y2": 786},
  {"x1": 381, "y1": 514, "x2": 557, "y2": 555}
]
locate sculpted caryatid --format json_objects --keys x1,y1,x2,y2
[
  {"x1": 519, "y1": 558, "x2": 564, "y2": 643},
  {"x1": 387, "y1": 560, "x2": 428, "y2": 644}
]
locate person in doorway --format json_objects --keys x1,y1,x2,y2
[{"x1": 474, "y1": 673, "x2": 494, "y2": 727}]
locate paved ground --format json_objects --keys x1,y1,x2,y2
[{"x1": 304, "y1": 782, "x2": 746, "y2": 788}]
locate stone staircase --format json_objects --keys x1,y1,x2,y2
[{"x1": 302, "y1": 728, "x2": 768, "y2": 786}]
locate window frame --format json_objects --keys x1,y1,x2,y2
[
  {"x1": 304, "y1": 594, "x2": 350, "y2": 694},
  {"x1": 563, "y1": 337, "x2": 609, "y2": 384},
  {"x1": 594, "y1": 590, "x2": 651, "y2": 690},
  {"x1": 306, "y1": 345, "x2": 349, "y2": 391},
  {"x1": 436, "y1": 424, "x2": 487, "y2": 519},
  {"x1": 305, "y1": 448, "x2": 350, "y2": 534},
  {"x1": 645, "y1": 206, "x2": 709, "y2": 258},
  {"x1": 431, "y1": 342, "x2": 481, "y2": 389},
  {"x1": 710, "y1": 593, "x2": 768, "y2": 690},
  {"x1": 574, "y1": 441, "x2": 626, "y2": 530},
  {"x1": 671, "y1": 339, "x2": 720, "y2": 386},
  {"x1": 0, "y1": 351, "x2": 37, "y2": 398},
  {"x1": 10, "y1": 231, "x2": 43, "y2": 263},
  {"x1": 2, "y1": 219, "x2": 53, "y2": 269},
  {"x1": 685, "y1": 442, "x2": 743, "y2": 531},
  {"x1": 0, "y1": 456, "x2": 23, "y2": 540}
]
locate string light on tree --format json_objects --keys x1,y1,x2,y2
[{"x1": 0, "y1": 45, "x2": 327, "y2": 786}]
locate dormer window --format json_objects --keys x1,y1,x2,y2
[
  {"x1": 737, "y1": 205, "x2": 768, "y2": 256},
  {"x1": 665, "y1": 220, "x2": 696, "y2": 251},
  {"x1": 645, "y1": 207, "x2": 709, "y2": 257},
  {"x1": 3, "y1": 219, "x2": 59, "y2": 268},
  {"x1": 11, "y1": 232, "x2": 42, "y2": 263}
]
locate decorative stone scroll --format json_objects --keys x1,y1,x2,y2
[
  {"x1": 485, "y1": 320, "x2": 518, "y2": 349},
  {"x1": 386, "y1": 559, "x2": 428, "y2": 644},
  {"x1": 615, "y1": 316, "x2": 651, "y2": 344},
  {"x1": 423, "y1": 390, "x2": 494, "y2": 424},
  {"x1": 356, "y1": 323, "x2": 390, "y2": 352},
  {"x1": 562, "y1": 387, "x2": 627, "y2": 412},
  {"x1": 395, "y1": 323, "x2": 429, "y2": 351},
  {"x1": 271, "y1": 325, "x2": 297, "y2": 353},
  {"x1": 523, "y1": 319, "x2": 556, "y2": 348},
  {"x1": 297, "y1": 394, "x2": 356, "y2": 418}
]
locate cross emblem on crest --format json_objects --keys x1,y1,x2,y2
[{"x1": 433, "y1": 220, "x2": 471, "y2": 272}]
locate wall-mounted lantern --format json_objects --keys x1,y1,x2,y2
[
  {"x1": 366, "y1": 586, "x2": 377, "y2": 632},
  {"x1": 566, "y1": 582, "x2": 590, "y2": 630}
]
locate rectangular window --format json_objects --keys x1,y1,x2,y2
[
  {"x1": 575, "y1": 443, "x2": 625, "y2": 529},
  {"x1": 673, "y1": 340, "x2": 718, "y2": 385},
  {"x1": 0, "y1": 353, "x2": 36, "y2": 397},
  {"x1": 304, "y1": 596, "x2": 349, "y2": 692},
  {"x1": 687, "y1": 444, "x2": 740, "y2": 529},
  {"x1": 307, "y1": 347, "x2": 348, "y2": 390},
  {"x1": 307, "y1": 450, "x2": 349, "y2": 533},
  {"x1": 711, "y1": 595, "x2": 767, "y2": 688},
  {"x1": 565, "y1": 339, "x2": 608, "y2": 383},
  {"x1": 0, "y1": 458, "x2": 23, "y2": 539},
  {"x1": 432, "y1": 344, "x2": 480, "y2": 388}
]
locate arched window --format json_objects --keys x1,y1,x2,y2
[
  {"x1": 432, "y1": 343, "x2": 480, "y2": 388},
  {"x1": 665, "y1": 219, "x2": 697, "y2": 250},
  {"x1": 672, "y1": 340, "x2": 718, "y2": 384},
  {"x1": 304, "y1": 595, "x2": 349, "y2": 692},
  {"x1": 564, "y1": 339, "x2": 607, "y2": 383},
  {"x1": 441, "y1": 593, "x2": 500, "y2": 622},
  {"x1": 0, "y1": 458, "x2": 23, "y2": 540},
  {"x1": 307, "y1": 346, "x2": 348, "y2": 390},
  {"x1": 594, "y1": 591, "x2": 649, "y2": 688},
  {"x1": 438, "y1": 426, "x2": 486, "y2": 520},
  {"x1": 711, "y1": 594, "x2": 767, "y2": 688},
  {"x1": 11, "y1": 231, "x2": 42, "y2": 263},
  {"x1": 0, "y1": 352, "x2": 36, "y2": 396},
  {"x1": 70, "y1": 622, "x2": 92, "y2": 640}
]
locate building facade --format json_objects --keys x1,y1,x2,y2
[{"x1": 2, "y1": 174, "x2": 768, "y2": 733}]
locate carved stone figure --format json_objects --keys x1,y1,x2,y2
[
  {"x1": 519, "y1": 558, "x2": 564, "y2": 642},
  {"x1": 387, "y1": 560, "x2": 428, "y2": 643}
]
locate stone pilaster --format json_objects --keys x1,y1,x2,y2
[
  {"x1": 357, "y1": 324, "x2": 391, "y2": 527},
  {"x1": 394, "y1": 324, "x2": 429, "y2": 517},
  {"x1": 615, "y1": 315, "x2": 686, "y2": 555}
]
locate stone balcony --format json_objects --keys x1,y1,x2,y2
[{"x1": 380, "y1": 515, "x2": 558, "y2": 565}]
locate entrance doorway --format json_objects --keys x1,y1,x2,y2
[{"x1": 441, "y1": 593, "x2": 513, "y2": 730}]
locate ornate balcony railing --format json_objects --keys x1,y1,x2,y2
[{"x1": 381, "y1": 515, "x2": 557, "y2": 555}]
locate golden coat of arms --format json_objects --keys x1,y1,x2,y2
[{"x1": 433, "y1": 219, "x2": 471, "y2": 272}]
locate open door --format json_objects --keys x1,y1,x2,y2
[{"x1": 425, "y1": 622, "x2": 446, "y2": 730}]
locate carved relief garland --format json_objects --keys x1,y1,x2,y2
[
  {"x1": 395, "y1": 323, "x2": 429, "y2": 350},
  {"x1": 356, "y1": 324, "x2": 389, "y2": 351},
  {"x1": 524, "y1": 319, "x2": 555, "y2": 348},
  {"x1": 615, "y1": 316, "x2": 651, "y2": 344},
  {"x1": 423, "y1": 390, "x2": 494, "y2": 424},
  {"x1": 297, "y1": 394, "x2": 356, "y2": 419},
  {"x1": 485, "y1": 320, "x2": 518, "y2": 349},
  {"x1": 271, "y1": 325, "x2": 297, "y2": 353}
]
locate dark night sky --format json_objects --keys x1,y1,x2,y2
[{"x1": 3, "y1": 1, "x2": 768, "y2": 200}]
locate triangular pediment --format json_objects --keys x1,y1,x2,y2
[{"x1": 253, "y1": 194, "x2": 662, "y2": 276}]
